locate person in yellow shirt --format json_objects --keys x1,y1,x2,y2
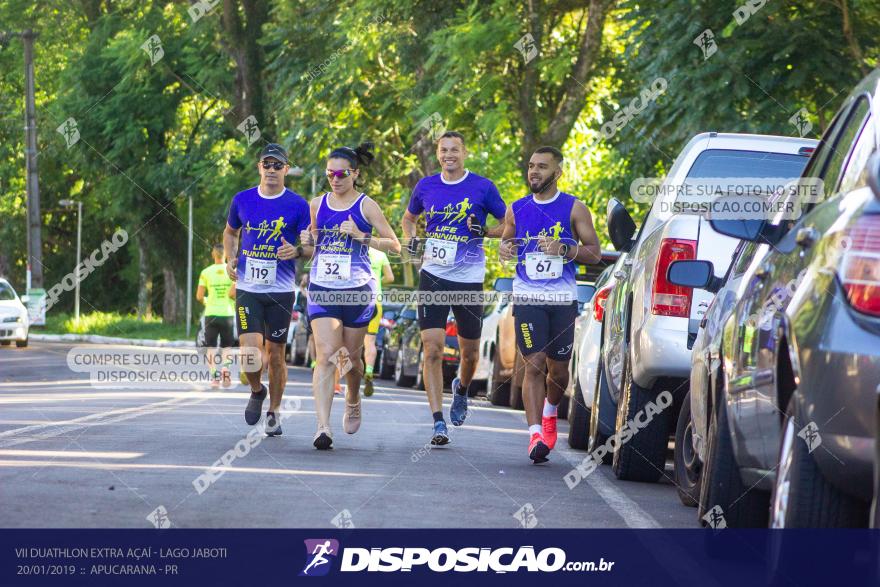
[
  {"x1": 363, "y1": 247, "x2": 394, "y2": 396},
  {"x1": 197, "y1": 245, "x2": 236, "y2": 387}
]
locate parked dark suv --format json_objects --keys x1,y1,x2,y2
[{"x1": 693, "y1": 69, "x2": 880, "y2": 527}]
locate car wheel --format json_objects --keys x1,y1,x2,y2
[
  {"x1": 673, "y1": 390, "x2": 701, "y2": 507},
  {"x1": 567, "y1": 376, "x2": 590, "y2": 450},
  {"x1": 558, "y1": 393, "x2": 570, "y2": 421},
  {"x1": 697, "y1": 382, "x2": 769, "y2": 528},
  {"x1": 509, "y1": 351, "x2": 525, "y2": 410},
  {"x1": 290, "y1": 336, "x2": 302, "y2": 366},
  {"x1": 611, "y1": 351, "x2": 670, "y2": 483},
  {"x1": 394, "y1": 347, "x2": 416, "y2": 387},
  {"x1": 414, "y1": 348, "x2": 425, "y2": 390},
  {"x1": 486, "y1": 344, "x2": 511, "y2": 406},
  {"x1": 379, "y1": 347, "x2": 395, "y2": 379},
  {"x1": 15, "y1": 338, "x2": 27, "y2": 348},
  {"x1": 769, "y1": 396, "x2": 868, "y2": 528},
  {"x1": 588, "y1": 362, "x2": 613, "y2": 464},
  {"x1": 303, "y1": 339, "x2": 312, "y2": 368}
]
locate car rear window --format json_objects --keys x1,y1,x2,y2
[{"x1": 686, "y1": 149, "x2": 808, "y2": 179}]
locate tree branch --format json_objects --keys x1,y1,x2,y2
[
  {"x1": 836, "y1": 0, "x2": 868, "y2": 76},
  {"x1": 517, "y1": 0, "x2": 543, "y2": 155},
  {"x1": 540, "y1": 0, "x2": 614, "y2": 148}
]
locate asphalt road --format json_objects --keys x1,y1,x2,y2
[{"x1": 0, "y1": 343, "x2": 695, "y2": 529}]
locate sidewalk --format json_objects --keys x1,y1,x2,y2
[{"x1": 30, "y1": 333, "x2": 195, "y2": 348}]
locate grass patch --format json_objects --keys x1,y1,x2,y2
[{"x1": 39, "y1": 312, "x2": 191, "y2": 341}]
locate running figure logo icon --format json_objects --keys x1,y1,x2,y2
[{"x1": 300, "y1": 539, "x2": 340, "y2": 577}]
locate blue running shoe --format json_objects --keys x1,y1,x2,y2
[
  {"x1": 430, "y1": 420, "x2": 450, "y2": 446},
  {"x1": 450, "y1": 378, "x2": 469, "y2": 426}
]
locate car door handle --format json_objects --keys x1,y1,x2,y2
[
  {"x1": 613, "y1": 270, "x2": 626, "y2": 279},
  {"x1": 796, "y1": 226, "x2": 819, "y2": 248}
]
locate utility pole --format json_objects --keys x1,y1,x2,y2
[
  {"x1": 60, "y1": 200, "x2": 82, "y2": 322},
  {"x1": 2, "y1": 28, "x2": 45, "y2": 323},
  {"x1": 22, "y1": 29, "x2": 43, "y2": 290},
  {"x1": 186, "y1": 195, "x2": 193, "y2": 338}
]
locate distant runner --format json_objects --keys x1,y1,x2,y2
[
  {"x1": 196, "y1": 244, "x2": 235, "y2": 387},
  {"x1": 363, "y1": 247, "x2": 394, "y2": 397}
]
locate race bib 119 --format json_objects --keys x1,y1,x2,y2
[{"x1": 244, "y1": 258, "x2": 277, "y2": 285}]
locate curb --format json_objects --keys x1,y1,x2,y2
[{"x1": 30, "y1": 333, "x2": 196, "y2": 348}]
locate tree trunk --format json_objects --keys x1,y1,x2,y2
[
  {"x1": 136, "y1": 234, "x2": 152, "y2": 319},
  {"x1": 162, "y1": 266, "x2": 184, "y2": 325},
  {"x1": 222, "y1": 0, "x2": 270, "y2": 136},
  {"x1": 516, "y1": 0, "x2": 615, "y2": 177}
]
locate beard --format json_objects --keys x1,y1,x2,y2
[{"x1": 528, "y1": 176, "x2": 553, "y2": 194}]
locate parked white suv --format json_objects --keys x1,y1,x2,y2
[
  {"x1": 602, "y1": 132, "x2": 817, "y2": 482},
  {"x1": 0, "y1": 278, "x2": 30, "y2": 348}
]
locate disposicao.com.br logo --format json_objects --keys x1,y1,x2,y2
[
  {"x1": 301, "y1": 542, "x2": 615, "y2": 575},
  {"x1": 300, "y1": 539, "x2": 339, "y2": 577}
]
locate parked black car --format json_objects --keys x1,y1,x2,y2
[
  {"x1": 382, "y1": 302, "x2": 460, "y2": 389},
  {"x1": 288, "y1": 289, "x2": 311, "y2": 366},
  {"x1": 373, "y1": 302, "x2": 405, "y2": 377}
]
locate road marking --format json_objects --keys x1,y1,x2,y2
[
  {"x1": 497, "y1": 404, "x2": 664, "y2": 529},
  {"x1": 0, "y1": 397, "x2": 201, "y2": 448},
  {"x1": 553, "y1": 442, "x2": 662, "y2": 529},
  {"x1": 0, "y1": 449, "x2": 143, "y2": 459},
  {"x1": 0, "y1": 459, "x2": 385, "y2": 479}
]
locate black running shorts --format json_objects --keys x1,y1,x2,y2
[
  {"x1": 235, "y1": 289, "x2": 294, "y2": 344},
  {"x1": 203, "y1": 316, "x2": 235, "y2": 348},
  {"x1": 513, "y1": 302, "x2": 579, "y2": 360},
  {"x1": 417, "y1": 270, "x2": 483, "y2": 340}
]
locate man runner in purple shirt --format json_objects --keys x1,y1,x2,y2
[
  {"x1": 224, "y1": 143, "x2": 311, "y2": 437},
  {"x1": 402, "y1": 131, "x2": 506, "y2": 446}
]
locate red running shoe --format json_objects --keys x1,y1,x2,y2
[
  {"x1": 528, "y1": 433, "x2": 550, "y2": 464},
  {"x1": 542, "y1": 414, "x2": 558, "y2": 450}
]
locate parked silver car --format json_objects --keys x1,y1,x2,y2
[
  {"x1": 601, "y1": 132, "x2": 816, "y2": 483},
  {"x1": 0, "y1": 278, "x2": 30, "y2": 348}
]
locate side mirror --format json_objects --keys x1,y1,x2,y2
[
  {"x1": 606, "y1": 198, "x2": 637, "y2": 252},
  {"x1": 20, "y1": 295, "x2": 30, "y2": 303},
  {"x1": 576, "y1": 283, "x2": 597, "y2": 305},
  {"x1": 667, "y1": 260, "x2": 722, "y2": 293},
  {"x1": 868, "y1": 151, "x2": 880, "y2": 201},
  {"x1": 493, "y1": 277, "x2": 513, "y2": 293}
]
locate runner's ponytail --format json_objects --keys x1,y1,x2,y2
[
  {"x1": 329, "y1": 141, "x2": 374, "y2": 169},
  {"x1": 328, "y1": 141, "x2": 374, "y2": 188}
]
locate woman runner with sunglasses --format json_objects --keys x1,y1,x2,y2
[{"x1": 300, "y1": 142, "x2": 401, "y2": 449}]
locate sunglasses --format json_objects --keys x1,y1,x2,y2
[
  {"x1": 326, "y1": 169, "x2": 354, "y2": 179},
  {"x1": 261, "y1": 161, "x2": 286, "y2": 170}
]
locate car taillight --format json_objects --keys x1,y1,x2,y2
[
  {"x1": 652, "y1": 238, "x2": 697, "y2": 317},
  {"x1": 840, "y1": 215, "x2": 880, "y2": 317},
  {"x1": 446, "y1": 320, "x2": 458, "y2": 337},
  {"x1": 593, "y1": 285, "x2": 612, "y2": 322}
]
